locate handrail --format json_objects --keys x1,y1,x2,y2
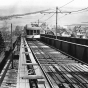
[{"x1": 41, "y1": 36, "x2": 88, "y2": 47}]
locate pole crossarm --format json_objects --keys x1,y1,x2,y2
[{"x1": 40, "y1": 12, "x2": 71, "y2": 14}]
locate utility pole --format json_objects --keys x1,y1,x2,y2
[
  {"x1": 40, "y1": 7, "x2": 71, "y2": 37},
  {"x1": 38, "y1": 19, "x2": 39, "y2": 27},
  {"x1": 11, "y1": 23, "x2": 13, "y2": 50},
  {"x1": 11, "y1": 23, "x2": 13, "y2": 69},
  {"x1": 56, "y1": 7, "x2": 58, "y2": 39}
]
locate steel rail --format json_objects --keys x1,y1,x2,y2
[
  {"x1": 34, "y1": 41, "x2": 88, "y2": 88},
  {"x1": 26, "y1": 41, "x2": 56, "y2": 88},
  {"x1": 27, "y1": 40, "x2": 88, "y2": 88},
  {"x1": 40, "y1": 36, "x2": 88, "y2": 66},
  {"x1": 28, "y1": 41, "x2": 73, "y2": 87},
  {"x1": 31, "y1": 41, "x2": 80, "y2": 88}
]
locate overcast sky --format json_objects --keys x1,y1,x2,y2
[
  {"x1": 0, "y1": 0, "x2": 88, "y2": 30},
  {"x1": 0, "y1": 0, "x2": 88, "y2": 8}
]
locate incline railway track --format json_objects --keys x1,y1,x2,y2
[{"x1": 27, "y1": 40, "x2": 88, "y2": 88}]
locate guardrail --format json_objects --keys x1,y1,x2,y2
[
  {"x1": 40, "y1": 35, "x2": 88, "y2": 64},
  {"x1": 41, "y1": 34, "x2": 88, "y2": 45}
]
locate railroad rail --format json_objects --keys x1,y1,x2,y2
[
  {"x1": 40, "y1": 35, "x2": 88, "y2": 63},
  {"x1": 1, "y1": 36, "x2": 88, "y2": 88},
  {"x1": 27, "y1": 40, "x2": 88, "y2": 88}
]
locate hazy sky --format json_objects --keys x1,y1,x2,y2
[
  {"x1": 0, "y1": 0, "x2": 88, "y2": 30},
  {"x1": 0, "y1": 0, "x2": 88, "y2": 8}
]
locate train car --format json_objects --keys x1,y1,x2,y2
[{"x1": 24, "y1": 24, "x2": 41, "y2": 40}]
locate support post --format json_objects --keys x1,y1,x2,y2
[
  {"x1": 38, "y1": 19, "x2": 39, "y2": 27},
  {"x1": 56, "y1": 7, "x2": 58, "y2": 39},
  {"x1": 11, "y1": 23, "x2": 13, "y2": 69},
  {"x1": 11, "y1": 23, "x2": 13, "y2": 50}
]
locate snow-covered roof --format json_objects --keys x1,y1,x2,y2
[
  {"x1": 26, "y1": 25, "x2": 41, "y2": 30},
  {"x1": 61, "y1": 32, "x2": 71, "y2": 37}
]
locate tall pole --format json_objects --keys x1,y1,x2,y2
[
  {"x1": 56, "y1": 7, "x2": 58, "y2": 39},
  {"x1": 11, "y1": 23, "x2": 13, "y2": 50},
  {"x1": 38, "y1": 19, "x2": 39, "y2": 27},
  {"x1": 11, "y1": 23, "x2": 13, "y2": 69}
]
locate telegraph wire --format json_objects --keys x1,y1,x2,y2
[
  {"x1": 68, "y1": 10, "x2": 88, "y2": 15},
  {"x1": 39, "y1": 9, "x2": 56, "y2": 20},
  {"x1": 39, "y1": 14, "x2": 46, "y2": 20},
  {"x1": 62, "y1": 8, "x2": 88, "y2": 16},
  {"x1": 70, "y1": 7, "x2": 88, "y2": 13},
  {"x1": 41, "y1": 7, "x2": 88, "y2": 14},
  {"x1": 34, "y1": 14, "x2": 46, "y2": 22},
  {"x1": 59, "y1": 0, "x2": 74, "y2": 9},
  {"x1": 59, "y1": 7, "x2": 88, "y2": 14},
  {"x1": 44, "y1": 13, "x2": 55, "y2": 21},
  {"x1": 32, "y1": 6, "x2": 88, "y2": 26},
  {"x1": 39, "y1": 6, "x2": 88, "y2": 25},
  {"x1": 1, "y1": 6, "x2": 88, "y2": 21},
  {"x1": 48, "y1": 0, "x2": 74, "y2": 11},
  {"x1": 58, "y1": 14, "x2": 68, "y2": 19},
  {"x1": 0, "y1": 8, "x2": 52, "y2": 20},
  {"x1": 52, "y1": 14, "x2": 68, "y2": 22},
  {"x1": 33, "y1": 9, "x2": 56, "y2": 23}
]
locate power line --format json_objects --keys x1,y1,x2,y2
[
  {"x1": 39, "y1": 14, "x2": 46, "y2": 20},
  {"x1": 35, "y1": 13, "x2": 52, "y2": 23},
  {"x1": 41, "y1": 7, "x2": 88, "y2": 14},
  {"x1": 58, "y1": 14, "x2": 68, "y2": 19},
  {"x1": 44, "y1": 13, "x2": 55, "y2": 21},
  {"x1": 52, "y1": 14, "x2": 68, "y2": 22},
  {"x1": 2, "y1": 6, "x2": 88, "y2": 21},
  {"x1": 59, "y1": 0, "x2": 74, "y2": 9},
  {"x1": 59, "y1": 8, "x2": 88, "y2": 19},
  {"x1": 34, "y1": 10, "x2": 56, "y2": 23},
  {"x1": 34, "y1": 14, "x2": 46, "y2": 22},
  {"x1": 0, "y1": 8, "x2": 51, "y2": 20},
  {"x1": 49, "y1": 0, "x2": 74, "y2": 11},
  {"x1": 70, "y1": 7, "x2": 88, "y2": 13},
  {"x1": 61, "y1": 7, "x2": 88, "y2": 14},
  {"x1": 51, "y1": 8, "x2": 88, "y2": 22},
  {"x1": 68, "y1": 10, "x2": 88, "y2": 15},
  {"x1": 1, "y1": 5, "x2": 88, "y2": 21},
  {"x1": 62, "y1": 8, "x2": 88, "y2": 16}
]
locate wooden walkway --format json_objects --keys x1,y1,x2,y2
[{"x1": 16, "y1": 37, "x2": 29, "y2": 88}]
